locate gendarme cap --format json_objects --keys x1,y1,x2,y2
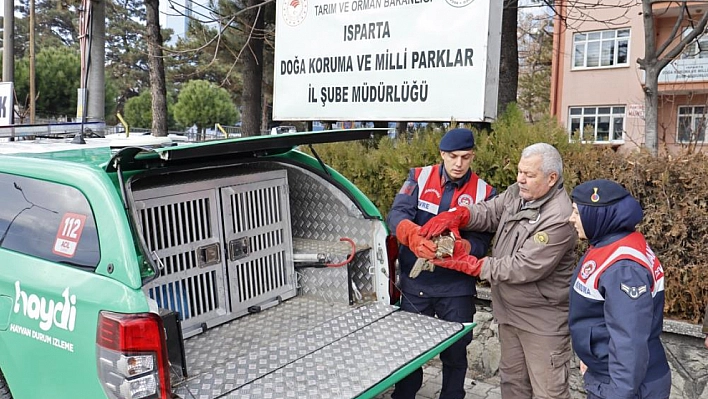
[
  {"x1": 439, "y1": 128, "x2": 475, "y2": 151},
  {"x1": 571, "y1": 179, "x2": 631, "y2": 207}
]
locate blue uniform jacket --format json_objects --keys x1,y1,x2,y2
[
  {"x1": 569, "y1": 211, "x2": 669, "y2": 398},
  {"x1": 386, "y1": 165, "x2": 495, "y2": 297}
]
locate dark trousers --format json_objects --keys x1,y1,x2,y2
[
  {"x1": 584, "y1": 370, "x2": 671, "y2": 399},
  {"x1": 391, "y1": 294, "x2": 475, "y2": 399}
]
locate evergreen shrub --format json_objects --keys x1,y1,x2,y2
[{"x1": 564, "y1": 147, "x2": 708, "y2": 324}]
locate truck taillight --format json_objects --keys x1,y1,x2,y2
[
  {"x1": 386, "y1": 235, "x2": 401, "y2": 305},
  {"x1": 97, "y1": 312, "x2": 172, "y2": 399}
]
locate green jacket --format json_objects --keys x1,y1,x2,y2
[{"x1": 463, "y1": 179, "x2": 578, "y2": 335}]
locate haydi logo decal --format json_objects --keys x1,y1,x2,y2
[{"x1": 13, "y1": 281, "x2": 77, "y2": 332}]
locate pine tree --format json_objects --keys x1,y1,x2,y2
[{"x1": 105, "y1": 0, "x2": 149, "y2": 111}]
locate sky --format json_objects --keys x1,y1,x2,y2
[
  {"x1": 0, "y1": 0, "x2": 198, "y2": 25},
  {"x1": 0, "y1": 0, "x2": 550, "y2": 18},
  {"x1": 0, "y1": 0, "x2": 548, "y2": 29},
  {"x1": 0, "y1": 0, "x2": 16, "y2": 18},
  {"x1": 0, "y1": 0, "x2": 204, "y2": 43}
]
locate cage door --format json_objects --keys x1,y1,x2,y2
[
  {"x1": 136, "y1": 189, "x2": 229, "y2": 332},
  {"x1": 220, "y1": 171, "x2": 296, "y2": 316}
]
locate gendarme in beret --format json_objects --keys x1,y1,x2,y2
[
  {"x1": 439, "y1": 128, "x2": 475, "y2": 151},
  {"x1": 571, "y1": 179, "x2": 631, "y2": 207}
]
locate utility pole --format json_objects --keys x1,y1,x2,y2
[
  {"x1": 29, "y1": 0, "x2": 36, "y2": 123},
  {"x1": 79, "y1": 0, "x2": 91, "y2": 127},
  {"x1": 3, "y1": 0, "x2": 14, "y2": 84},
  {"x1": 87, "y1": 0, "x2": 105, "y2": 123},
  {"x1": 78, "y1": 0, "x2": 105, "y2": 127}
]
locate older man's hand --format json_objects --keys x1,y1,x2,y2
[
  {"x1": 420, "y1": 207, "x2": 470, "y2": 239},
  {"x1": 431, "y1": 240, "x2": 484, "y2": 276}
]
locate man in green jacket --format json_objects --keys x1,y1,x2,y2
[{"x1": 421, "y1": 142, "x2": 577, "y2": 399}]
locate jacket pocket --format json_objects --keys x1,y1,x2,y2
[
  {"x1": 502, "y1": 281, "x2": 550, "y2": 308},
  {"x1": 589, "y1": 326, "x2": 610, "y2": 361}
]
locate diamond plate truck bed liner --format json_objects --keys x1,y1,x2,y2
[{"x1": 173, "y1": 296, "x2": 465, "y2": 399}]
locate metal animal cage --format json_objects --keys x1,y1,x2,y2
[{"x1": 133, "y1": 170, "x2": 296, "y2": 333}]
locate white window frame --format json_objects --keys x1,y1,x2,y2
[
  {"x1": 568, "y1": 106, "x2": 626, "y2": 144},
  {"x1": 572, "y1": 28, "x2": 630, "y2": 70},
  {"x1": 681, "y1": 27, "x2": 708, "y2": 59},
  {"x1": 676, "y1": 105, "x2": 707, "y2": 143}
]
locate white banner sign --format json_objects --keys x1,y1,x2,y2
[
  {"x1": 273, "y1": 0, "x2": 502, "y2": 121},
  {"x1": 0, "y1": 82, "x2": 14, "y2": 126},
  {"x1": 658, "y1": 58, "x2": 708, "y2": 83}
]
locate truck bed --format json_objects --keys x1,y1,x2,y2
[
  {"x1": 130, "y1": 165, "x2": 474, "y2": 398},
  {"x1": 174, "y1": 296, "x2": 467, "y2": 398}
]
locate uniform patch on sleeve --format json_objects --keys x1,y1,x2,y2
[
  {"x1": 620, "y1": 283, "x2": 647, "y2": 299},
  {"x1": 399, "y1": 181, "x2": 417, "y2": 196},
  {"x1": 533, "y1": 232, "x2": 549, "y2": 245}
]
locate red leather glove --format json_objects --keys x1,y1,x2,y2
[
  {"x1": 455, "y1": 239, "x2": 471, "y2": 255},
  {"x1": 432, "y1": 240, "x2": 485, "y2": 276},
  {"x1": 396, "y1": 219, "x2": 437, "y2": 259},
  {"x1": 420, "y1": 207, "x2": 471, "y2": 239}
]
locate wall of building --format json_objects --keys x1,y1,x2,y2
[
  {"x1": 160, "y1": 0, "x2": 218, "y2": 45},
  {"x1": 656, "y1": 93, "x2": 708, "y2": 151},
  {"x1": 652, "y1": 14, "x2": 708, "y2": 153},
  {"x1": 554, "y1": 1, "x2": 646, "y2": 151},
  {"x1": 552, "y1": 2, "x2": 708, "y2": 154}
]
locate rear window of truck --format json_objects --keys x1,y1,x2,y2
[{"x1": 0, "y1": 173, "x2": 100, "y2": 269}]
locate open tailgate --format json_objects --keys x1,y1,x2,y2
[{"x1": 174, "y1": 297, "x2": 475, "y2": 399}]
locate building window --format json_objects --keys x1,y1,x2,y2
[
  {"x1": 568, "y1": 106, "x2": 625, "y2": 143},
  {"x1": 681, "y1": 28, "x2": 708, "y2": 59},
  {"x1": 677, "y1": 106, "x2": 706, "y2": 143},
  {"x1": 573, "y1": 29, "x2": 630, "y2": 69}
]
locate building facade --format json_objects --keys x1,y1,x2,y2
[
  {"x1": 160, "y1": 0, "x2": 218, "y2": 45},
  {"x1": 550, "y1": 1, "x2": 708, "y2": 153}
]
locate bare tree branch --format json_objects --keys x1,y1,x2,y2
[{"x1": 652, "y1": 2, "x2": 686, "y2": 61}]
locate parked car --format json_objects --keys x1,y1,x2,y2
[
  {"x1": 0, "y1": 130, "x2": 473, "y2": 399},
  {"x1": 270, "y1": 125, "x2": 297, "y2": 135}
]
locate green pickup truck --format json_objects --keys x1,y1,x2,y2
[{"x1": 0, "y1": 130, "x2": 473, "y2": 399}]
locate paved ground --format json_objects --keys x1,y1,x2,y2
[{"x1": 374, "y1": 360, "x2": 502, "y2": 399}]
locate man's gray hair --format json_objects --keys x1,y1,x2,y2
[{"x1": 520, "y1": 143, "x2": 563, "y2": 176}]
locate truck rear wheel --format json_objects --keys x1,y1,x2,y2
[{"x1": 0, "y1": 370, "x2": 12, "y2": 399}]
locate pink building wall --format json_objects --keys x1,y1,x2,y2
[
  {"x1": 551, "y1": 1, "x2": 708, "y2": 153},
  {"x1": 553, "y1": 1, "x2": 646, "y2": 151},
  {"x1": 653, "y1": 12, "x2": 708, "y2": 152}
]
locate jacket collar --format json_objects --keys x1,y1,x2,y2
[
  {"x1": 439, "y1": 163, "x2": 471, "y2": 188},
  {"x1": 506, "y1": 177, "x2": 565, "y2": 223}
]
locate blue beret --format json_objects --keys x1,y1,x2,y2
[
  {"x1": 439, "y1": 128, "x2": 475, "y2": 151},
  {"x1": 571, "y1": 179, "x2": 631, "y2": 207}
]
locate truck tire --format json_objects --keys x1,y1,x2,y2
[{"x1": 0, "y1": 370, "x2": 12, "y2": 399}]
